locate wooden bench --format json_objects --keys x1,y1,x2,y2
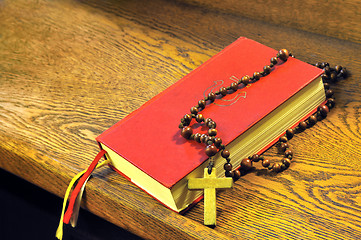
[{"x1": 1, "y1": 0, "x2": 361, "y2": 239}]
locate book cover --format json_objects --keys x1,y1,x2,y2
[{"x1": 96, "y1": 37, "x2": 323, "y2": 191}]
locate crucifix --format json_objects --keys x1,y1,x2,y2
[{"x1": 188, "y1": 167, "x2": 233, "y2": 226}]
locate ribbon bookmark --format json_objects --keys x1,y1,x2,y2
[{"x1": 56, "y1": 149, "x2": 108, "y2": 240}]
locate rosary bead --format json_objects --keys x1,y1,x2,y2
[
  {"x1": 253, "y1": 72, "x2": 261, "y2": 80},
  {"x1": 184, "y1": 113, "x2": 192, "y2": 123},
  {"x1": 321, "y1": 62, "x2": 329, "y2": 68},
  {"x1": 181, "y1": 126, "x2": 193, "y2": 139},
  {"x1": 224, "y1": 163, "x2": 233, "y2": 171},
  {"x1": 321, "y1": 74, "x2": 330, "y2": 82},
  {"x1": 231, "y1": 82, "x2": 238, "y2": 91},
  {"x1": 272, "y1": 163, "x2": 281, "y2": 172},
  {"x1": 208, "y1": 92, "x2": 216, "y2": 101},
  {"x1": 214, "y1": 137, "x2": 222, "y2": 148},
  {"x1": 279, "y1": 136, "x2": 288, "y2": 143},
  {"x1": 334, "y1": 65, "x2": 342, "y2": 73},
  {"x1": 205, "y1": 145, "x2": 218, "y2": 157},
  {"x1": 284, "y1": 149, "x2": 293, "y2": 158},
  {"x1": 225, "y1": 171, "x2": 234, "y2": 178},
  {"x1": 194, "y1": 133, "x2": 201, "y2": 143},
  {"x1": 240, "y1": 158, "x2": 253, "y2": 171},
  {"x1": 286, "y1": 128, "x2": 294, "y2": 140},
  {"x1": 251, "y1": 154, "x2": 260, "y2": 162},
  {"x1": 221, "y1": 149, "x2": 230, "y2": 158},
  {"x1": 319, "y1": 105, "x2": 329, "y2": 117},
  {"x1": 205, "y1": 118, "x2": 212, "y2": 125},
  {"x1": 340, "y1": 68, "x2": 348, "y2": 78},
  {"x1": 323, "y1": 82, "x2": 330, "y2": 90},
  {"x1": 278, "y1": 49, "x2": 289, "y2": 61},
  {"x1": 299, "y1": 121, "x2": 307, "y2": 130},
  {"x1": 330, "y1": 72, "x2": 337, "y2": 82},
  {"x1": 327, "y1": 98, "x2": 335, "y2": 109},
  {"x1": 263, "y1": 65, "x2": 272, "y2": 75},
  {"x1": 326, "y1": 89, "x2": 334, "y2": 98},
  {"x1": 282, "y1": 158, "x2": 291, "y2": 167},
  {"x1": 196, "y1": 114, "x2": 204, "y2": 123},
  {"x1": 315, "y1": 62, "x2": 322, "y2": 68},
  {"x1": 270, "y1": 57, "x2": 278, "y2": 65},
  {"x1": 198, "y1": 99, "x2": 206, "y2": 109},
  {"x1": 200, "y1": 134, "x2": 208, "y2": 143},
  {"x1": 280, "y1": 142, "x2": 289, "y2": 152},
  {"x1": 308, "y1": 115, "x2": 317, "y2": 125},
  {"x1": 207, "y1": 121, "x2": 216, "y2": 129},
  {"x1": 219, "y1": 87, "x2": 227, "y2": 96},
  {"x1": 262, "y1": 159, "x2": 271, "y2": 168},
  {"x1": 208, "y1": 128, "x2": 217, "y2": 136},
  {"x1": 323, "y1": 66, "x2": 331, "y2": 76},
  {"x1": 190, "y1": 107, "x2": 198, "y2": 115},
  {"x1": 233, "y1": 169, "x2": 241, "y2": 180},
  {"x1": 242, "y1": 75, "x2": 250, "y2": 85}
]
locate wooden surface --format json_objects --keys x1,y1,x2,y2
[{"x1": 1, "y1": 0, "x2": 361, "y2": 239}]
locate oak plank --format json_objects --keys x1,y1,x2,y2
[{"x1": 0, "y1": 0, "x2": 361, "y2": 239}]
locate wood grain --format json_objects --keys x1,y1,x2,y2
[
  {"x1": 179, "y1": 0, "x2": 361, "y2": 44},
  {"x1": 1, "y1": 0, "x2": 361, "y2": 239}
]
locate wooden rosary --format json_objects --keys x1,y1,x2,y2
[{"x1": 179, "y1": 49, "x2": 348, "y2": 180}]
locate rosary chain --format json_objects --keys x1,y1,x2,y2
[{"x1": 179, "y1": 49, "x2": 348, "y2": 180}]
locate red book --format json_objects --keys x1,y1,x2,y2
[{"x1": 96, "y1": 37, "x2": 324, "y2": 212}]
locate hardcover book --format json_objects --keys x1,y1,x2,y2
[{"x1": 96, "y1": 37, "x2": 324, "y2": 213}]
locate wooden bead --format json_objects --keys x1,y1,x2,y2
[
  {"x1": 326, "y1": 89, "x2": 334, "y2": 98},
  {"x1": 205, "y1": 118, "x2": 212, "y2": 125},
  {"x1": 319, "y1": 105, "x2": 329, "y2": 117},
  {"x1": 208, "y1": 92, "x2": 216, "y2": 101},
  {"x1": 330, "y1": 72, "x2": 337, "y2": 82},
  {"x1": 278, "y1": 49, "x2": 289, "y2": 61},
  {"x1": 327, "y1": 98, "x2": 335, "y2": 109},
  {"x1": 181, "y1": 126, "x2": 193, "y2": 139},
  {"x1": 280, "y1": 142, "x2": 289, "y2": 152},
  {"x1": 270, "y1": 57, "x2": 278, "y2": 64},
  {"x1": 323, "y1": 66, "x2": 331, "y2": 76},
  {"x1": 321, "y1": 73, "x2": 330, "y2": 82},
  {"x1": 282, "y1": 158, "x2": 291, "y2": 167},
  {"x1": 219, "y1": 87, "x2": 227, "y2": 96},
  {"x1": 251, "y1": 154, "x2": 260, "y2": 162},
  {"x1": 286, "y1": 128, "x2": 294, "y2": 140},
  {"x1": 194, "y1": 133, "x2": 201, "y2": 143},
  {"x1": 221, "y1": 149, "x2": 230, "y2": 158},
  {"x1": 323, "y1": 82, "x2": 330, "y2": 89},
  {"x1": 253, "y1": 71, "x2": 261, "y2": 80},
  {"x1": 231, "y1": 82, "x2": 238, "y2": 91},
  {"x1": 285, "y1": 149, "x2": 293, "y2": 158},
  {"x1": 196, "y1": 114, "x2": 204, "y2": 123},
  {"x1": 200, "y1": 134, "x2": 208, "y2": 143},
  {"x1": 214, "y1": 137, "x2": 222, "y2": 148},
  {"x1": 335, "y1": 65, "x2": 342, "y2": 73},
  {"x1": 207, "y1": 121, "x2": 216, "y2": 129},
  {"x1": 308, "y1": 115, "x2": 317, "y2": 125},
  {"x1": 224, "y1": 163, "x2": 232, "y2": 171},
  {"x1": 225, "y1": 171, "x2": 234, "y2": 178},
  {"x1": 190, "y1": 106, "x2": 198, "y2": 114},
  {"x1": 263, "y1": 65, "x2": 271, "y2": 74},
  {"x1": 198, "y1": 99, "x2": 206, "y2": 108},
  {"x1": 272, "y1": 163, "x2": 281, "y2": 172},
  {"x1": 183, "y1": 114, "x2": 192, "y2": 124},
  {"x1": 208, "y1": 128, "x2": 217, "y2": 136},
  {"x1": 262, "y1": 159, "x2": 271, "y2": 168},
  {"x1": 205, "y1": 145, "x2": 218, "y2": 157},
  {"x1": 240, "y1": 158, "x2": 252, "y2": 171},
  {"x1": 233, "y1": 169, "x2": 241, "y2": 180},
  {"x1": 241, "y1": 75, "x2": 250, "y2": 85},
  {"x1": 279, "y1": 136, "x2": 288, "y2": 143},
  {"x1": 340, "y1": 68, "x2": 348, "y2": 78},
  {"x1": 299, "y1": 121, "x2": 307, "y2": 130}
]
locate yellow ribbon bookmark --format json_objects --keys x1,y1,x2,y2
[{"x1": 55, "y1": 158, "x2": 109, "y2": 240}]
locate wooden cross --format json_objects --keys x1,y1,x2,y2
[{"x1": 188, "y1": 167, "x2": 233, "y2": 226}]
